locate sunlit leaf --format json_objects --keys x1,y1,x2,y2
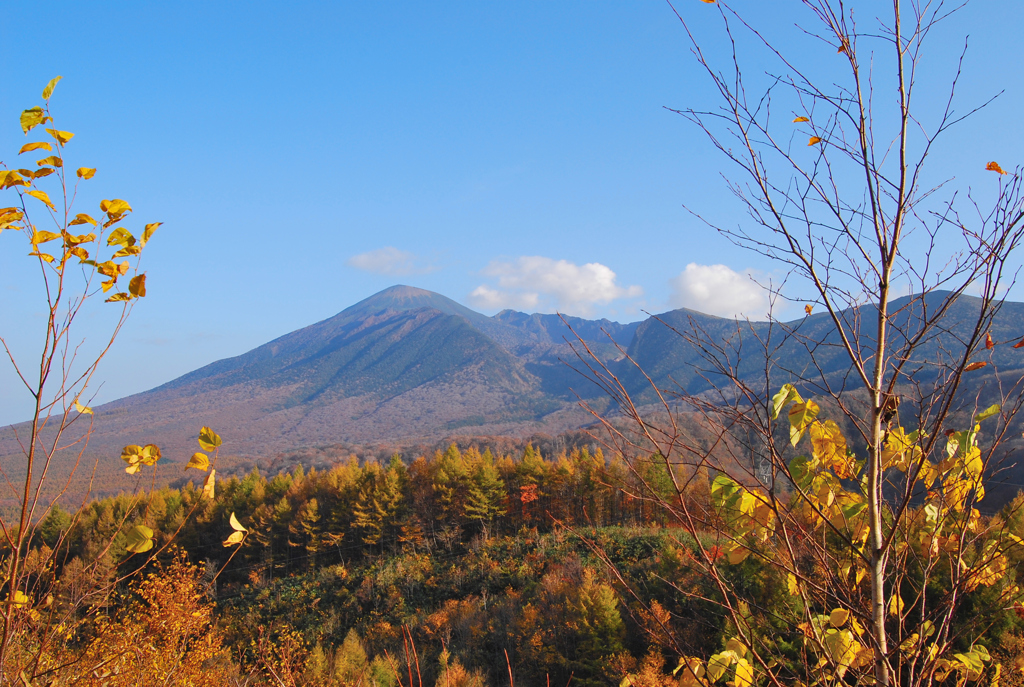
[
  {"x1": 986, "y1": 161, "x2": 1007, "y2": 175},
  {"x1": 18, "y1": 142, "x2": 51, "y2": 154},
  {"x1": 788, "y1": 400, "x2": 820, "y2": 446},
  {"x1": 112, "y1": 245, "x2": 142, "y2": 258},
  {"x1": 20, "y1": 107, "x2": 46, "y2": 134},
  {"x1": 804, "y1": 304, "x2": 813, "y2": 315},
  {"x1": 808, "y1": 136, "x2": 823, "y2": 146},
  {"x1": 140, "y1": 222, "x2": 162, "y2": 248},
  {"x1": 69, "y1": 213, "x2": 97, "y2": 226},
  {"x1": 0, "y1": 171, "x2": 29, "y2": 190},
  {"x1": 125, "y1": 524, "x2": 154, "y2": 553},
  {"x1": 45, "y1": 128, "x2": 74, "y2": 145},
  {"x1": 198, "y1": 426, "x2": 222, "y2": 451},
  {"x1": 28, "y1": 251, "x2": 55, "y2": 263},
  {"x1": 830, "y1": 608, "x2": 850, "y2": 627},
  {"x1": 25, "y1": 190, "x2": 55, "y2": 210},
  {"x1": 76, "y1": 167, "x2": 96, "y2": 180},
  {"x1": 223, "y1": 531, "x2": 245, "y2": 546},
  {"x1": 770, "y1": 384, "x2": 803, "y2": 420},
  {"x1": 99, "y1": 199, "x2": 132, "y2": 216},
  {"x1": 793, "y1": 116, "x2": 809, "y2": 123},
  {"x1": 699, "y1": 0, "x2": 716, "y2": 3},
  {"x1": 140, "y1": 443, "x2": 161, "y2": 466},
  {"x1": 129, "y1": 274, "x2": 147, "y2": 298},
  {"x1": 229, "y1": 512, "x2": 248, "y2": 532},
  {"x1": 30, "y1": 229, "x2": 60, "y2": 245},
  {"x1": 964, "y1": 361, "x2": 987, "y2": 372},
  {"x1": 36, "y1": 156, "x2": 62, "y2": 168},
  {"x1": 41, "y1": 76, "x2": 62, "y2": 101},
  {"x1": 985, "y1": 332, "x2": 994, "y2": 349},
  {"x1": 733, "y1": 658, "x2": 753, "y2": 687},
  {"x1": 107, "y1": 227, "x2": 136, "y2": 247},
  {"x1": 32, "y1": 168, "x2": 55, "y2": 179},
  {"x1": 976, "y1": 404, "x2": 1001, "y2": 422},
  {"x1": 74, "y1": 401, "x2": 93, "y2": 415},
  {"x1": 838, "y1": 43, "x2": 848, "y2": 54},
  {"x1": 202, "y1": 470, "x2": 216, "y2": 500},
  {"x1": 105, "y1": 292, "x2": 131, "y2": 302},
  {"x1": 889, "y1": 593, "x2": 904, "y2": 617},
  {"x1": 787, "y1": 573, "x2": 799, "y2": 595},
  {"x1": 185, "y1": 452, "x2": 210, "y2": 471}
]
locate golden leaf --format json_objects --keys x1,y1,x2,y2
[
  {"x1": 32, "y1": 168, "x2": 55, "y2": 180},
  {"x1": 793, "y1": 116, "x2": 809, "y2": 123},
  {"x1": 105, "y1": 292, "x2": 131, "y2": 302},
  {"x1": 202, "y1": 470, "x2": 216, "y2": 500},
  {"x1": 223, "y1": 531, "x2": 245, "y2": 547},
  {"x1": 808, "y1": 136, "x2": 823, "y2": 146},
  {"x1": 986, "y1": 161, "x2": 1007, "y2": 175},
  {"x1": 804, "y1": 304, "x2": 813, "y2": 315},
  {"x1": 229, "y1": 512, "x2": 247, "y2": 532},
  {"x1": 18, "y1": 142, "x2": 51, "y2": 154},
  {"x1": 140, "y1": 222, "x2": 162, "y2": 248},
  {"x1": 964, "y1": 361, "x2": 987, "y2": 372},
  {"x1": 74, "y1": 401, "x2": 93, "y2": 415},
  {"x1": 25, "y1": 190, "x2": 55, "y2": 210},
  {"x1": 69, "y1": 213, "x2": 97, "y2": 226},
  {"x1": 129, "y1": 274, "x2": 147, "y2": 298},
  {"x1": 125, "y1": 524, "x2": 154, "y2": 553},
  {"x1": 787, "y1": 573, "x2": 799, "y2": 595},
  {"x1": 185, "y1": 452, "x2": 210, "y2": 471},
  {"x1": 0, "y1": 171, "x2": 29, "y2": 190},
  {"x1": 76, "y1": 167, "x2": 96, "y2": 180},
  {"x1": 699, "y1": 0, "x2": 716, "y2": 3},
  {"x1": 198, "y1": 426, "x2": 223, "y2": 451},
  {"x1": 36, "y1": 156, "x2": 62, "y2": 168},
  {"x1": 45, "y1": 128, "x2": 74, "y2": 145},
  {"x1": 20, "y1": 107, "x2": 46, "y2": 134},
  {"x1": 41, "y1": 76, "x2": 62, "y2": 101},
  {"x1": 986, "y1": 332, "x2": 994, "y2": 349},
  {"x1": 100, "y1": 198, "x2": 132, "y2": 216},
  {"x1": 830, "y1": 608, "x2": 850, "y2": 627}
]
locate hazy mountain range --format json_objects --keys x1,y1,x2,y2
[{"x1": 3, "y1": 284, "x2": 1024, "y2": 503}]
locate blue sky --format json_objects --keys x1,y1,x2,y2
[{"x1": 2, "y1": 1, "x2": 1022, "y2": 424}]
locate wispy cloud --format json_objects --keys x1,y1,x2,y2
[
  {"x1": 670, "y1": 263, "x2": 768, "y2": 318},
  {"x1": 469, "y1": 256, "x2": 642, "y2": 316},
  {"x1": 347, "y1": 247, "x2": 436, "y2": 276}
]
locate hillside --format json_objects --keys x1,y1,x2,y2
[{"x1": 3, "y1": 285, "x2": 1024, "y2": 504}]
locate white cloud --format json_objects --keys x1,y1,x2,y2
[
  {"x1": 469, "y1": 256, "x2": 642, "y2": 315},
  {"x1": 347, "y1": 247, "x2": 434, "y2": 276},
  {"x1": 670, "y1": 263, "x2": 768, "y2": 318}
]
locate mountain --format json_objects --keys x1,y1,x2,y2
[{"x1": 4, "y1": 285, "x2": 1024, "y2": 505}]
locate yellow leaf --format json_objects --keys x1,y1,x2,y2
[
  {"x1": 223, "y1": 531, "x2": 245, "y2": 546},
  {"x1": 830, "y1": 608, "x2": 850, "y2": 627},
  {"x1": 99, "y1": 198, "x2": 132, "y2": 216},
  {"x1": 229, "y1": 512, "x2": 248, "y2": 532},
  {"x1": 986, "y1": 161, "x2": 1008, "y2": 175},
  {"x1": 889, "y1": 593, "x2": 904, "y2": 617},
  {"x1": 129, "y1": 274, "x2": 147, "y2": 298},
  {"x1": 732, "y1": 658, "x2": 753, "y2": 687},
  {"x1": 28, "y1": 251, "x2": 55, "y2": 263},
  {"x1": 69, "y1": 213, "x2": 97, "y2": 226},
  {"x1": 105, "y1": 292, "x2": 131, "y2": 303},
  {"x1": 727, "y1": 545, "x2": 749, "y2": 564},
  {"x1": 202, "y1": 470, "x2": 216, "y2": 500},
  {"x1": 41, "y1": 76, "x2": 62, "y2": 101},
  {"x1": 0, "y1": 171, "x2": 29, "y2": 190},
  {"x1": 25, "y1": 190, "x2": 55, "y2": 210},
  {"x1": 32, "y1": 168, "x2": 55, "y2": 180},
  {"x1": 140, "y1": 222, "x2": 162, "y2": 248},
  {"x1": 140, "y1": 444, "x2": 161, "y2": 466},
  {"x1": 18, "y1": 142, "x2": 51, "y2": 154},
  {"x1": 45, "y1": 128, "x2": 74, "y2": 145},
  {"x1": 31, "y1": 229, "x2": 60, "y2": 245},
  {"x1": 964, "y1": 361, "x2": 987, "y2": 372},
  {"x1": 793, "y1": 116, "x2": 809, "y2": 123},
  {"x1": 20, "y1": 107, "x2": 46, "y2": 134},
  {"x1": 804, "y1": 304, "x2": 813, "y2": 315},
  {"x1": 36, "y1": 155, "x2": 62, "y2": 168},
  {"x1": 125, "y1": 524, "x2": 154, "y2": 553},
  {"x1": 808, "y1": 136, "x2": 822, "y2": 146},
  {"x1": 186, "y1": 452, "x2": 210, "y2": 471},
  {"x1": 76, "y1": 167, "x2": 96, "y2": 180},
  {"x1": 198, "y1": 426, "x2": 223, "y2": 451},
  {"x1": 787, "y1": 573, "x2": 799, "y2": 595},
  {"x1": 74, "y1": 401, "x2": 93, "y2": 415},
  {"x1": 788, "y1": 399, "x2": 820, "y2": 446}
]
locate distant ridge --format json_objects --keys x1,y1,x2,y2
[{"x1": 4, "y1": 286, "x2": 1024, "y2": 506}]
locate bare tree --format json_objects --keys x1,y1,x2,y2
[{"x1": 573, "y1": 3, "x2": 1024, "y2": 687}]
